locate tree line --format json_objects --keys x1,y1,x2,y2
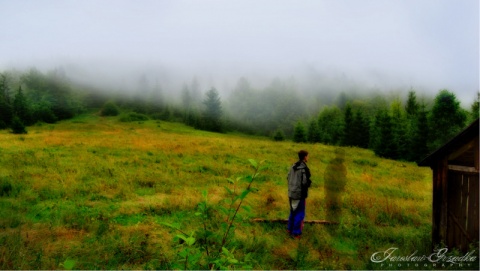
[
  {"x1": 1, "y1": 68, "x2": 478, "y2": 163},
  {"x1": 0, "y1": 69, "x2": 85, "y2": 133},
  {"x1": 292, "y1": 90, "x2": 478, "y2": 162}
]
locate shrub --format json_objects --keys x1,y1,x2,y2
[
  {"x1": 34, "y1": 101, "x2": 57, "y2": 123},
  {"x1": 273, "y1": 130, "x2": 285, "y2": 141},
  {"x1": 119, "y1": 112, "x2": 149, "y2": 122},
  {"x1": 293, "y1": 121, "x2": 307, "y2": 143},
  {"x1": 11, "y1": 116, "x2": 27, "y2": 134},
  {"x1": 100, "y1": 101, "x2": 120, "y2": 117}
]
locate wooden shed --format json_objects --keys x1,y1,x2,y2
[{"x1": 419, "y1": 118, "x2": 479, "y2": 251}]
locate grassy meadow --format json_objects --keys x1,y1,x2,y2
[{"x1": 0, "y1": 113, "x2": 436, "y2": 269}]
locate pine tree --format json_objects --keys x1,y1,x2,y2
[
  {"x1": 429, "y1": 89, "x2": 467, "y2": 150},
  {"x1": 13, "y1": 86, "x2": 33, "y2": 126},
  {"x1": 307, "y1": 118, "x2": 321, "y2": 143},
  {"x1": 470, "y1": 92, "x2": 479, "y2": 121},
  {"x1": 202, "y1": 88, "x2": 223, "y2": 132},
  {"x1": 391, "y1": 100, "x2": 408, "y2": 160},
  {"x1": 411, "y1": 104, "x2": 429, "y2": 162},
  {"x1": 404, "y1": 92, "x2": 420, "y2": 161},
  {"x1": 342, "y1": 103, "x2": 355, "y2": 146},
  {"x1": 293, "y1": 121, "x2": 307, "y2": 143},
  {"x1": 45, "y1": 70, "x2": 76, "y2": 120},
  {"x1": 374, "y1": 110, "x2": 395, "y2": 159},
  {"x1": 353, "y1": 110, "x2": 370, "y2": 148},
  {"x1": 0, "y1": 74, "x2": 13, "y2": 129},
  {"x1": 405, "y1": 90, "x2": 419, "y2": 117},
  {"x1": 369, "y1": 110, "x2": 381, "y2": 150}
]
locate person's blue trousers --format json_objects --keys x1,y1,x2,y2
[{"x1": 287, "y1": 198, "x2": 306, "y2": 236}]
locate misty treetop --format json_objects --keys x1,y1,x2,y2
[
  {"x1": 0, "y1": 68, "x2": 478, "y2": 164},
  {"x1": 201, "y1": 87, "x2": 223, "y2": 132},
  {"x1": 227, "y1": 77, "x2": 306, "y2": 137},
  {"x1": 0, "y1": 68, "x2": 87, "y2": 133},
  {"x1": 428, "y1": 89, "x2": 468, "y2": 149}
]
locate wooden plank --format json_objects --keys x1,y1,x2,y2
[
  {"x1": 448, "y1": 210, "x2": 472, "y2": 244},
  {"x1": 446, "y1": 171, "x2": 478, "y2": 251},
  {"x1": 432, "y1": 161, "x2": 444, "y2": 246},
  {"x1": 440, "y1": 158, "x2": 449, "y2": 242},
  {"x1": 448, "y1": 165, "x2": 479, "y2": 173},
  {"x1": 447, "y1": 171, "x2": 461, "y2": 249},
  {"x1": 252, "y1": 218, "x2": 338, "y2": 225},
  {"x1": 474, "y1": 136, "x2": 479, "y2": 171},
  {"x1": 461, "y1": 175, "x2": 469, "y2": 251},
  {"x1": 469, "y1": 175, "x2": 480, "y2": 242},
  {"x1": 467, "y1": 174, "x2": 479, "y2": 243}
]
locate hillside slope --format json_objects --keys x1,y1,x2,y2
[{"x1": 0, "y1": 114, "x2": 434, "y2": 269}]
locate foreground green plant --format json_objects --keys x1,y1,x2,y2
[{"x1": 162, "y1": 159, "x2": 264, "y2": 270}]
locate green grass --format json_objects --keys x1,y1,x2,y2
[{"x1": 0, "y1": 113, "x2": 464, "y2": 269}]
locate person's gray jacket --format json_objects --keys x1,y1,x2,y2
[{"x1": 287, "y1": 161, "x2": 311, "y2": 199}]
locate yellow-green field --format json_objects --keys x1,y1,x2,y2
[{"x1": 0, "y1": 114, "x2": 434, "y2": 269}]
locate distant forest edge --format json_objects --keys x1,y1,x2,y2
[{"x1": 1, "y1": 68, "x2": 478, "y2": 163}]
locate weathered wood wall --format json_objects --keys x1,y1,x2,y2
[{"x1": 446, "y1": 170, "x2": 479, "y2": 251}]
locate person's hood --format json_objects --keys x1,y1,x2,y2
[{"x1": 293, "y1": 161, "x2": 306, "y2": 170}]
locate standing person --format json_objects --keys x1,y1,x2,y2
[{"x1": 287, "y1": 150, "x2": 312, "y2": 239}]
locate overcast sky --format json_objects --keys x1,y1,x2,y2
[{"x1": 0, "y1": 0, "x2": 478, "y2": 104}]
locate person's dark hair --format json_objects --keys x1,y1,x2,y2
[{"x1": 298, "y1": 150, "x2": 309, "y2": 161}]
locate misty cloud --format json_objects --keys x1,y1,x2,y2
[{"x1": 0, "y1": 0, "x2": 478, "y2": 105}]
